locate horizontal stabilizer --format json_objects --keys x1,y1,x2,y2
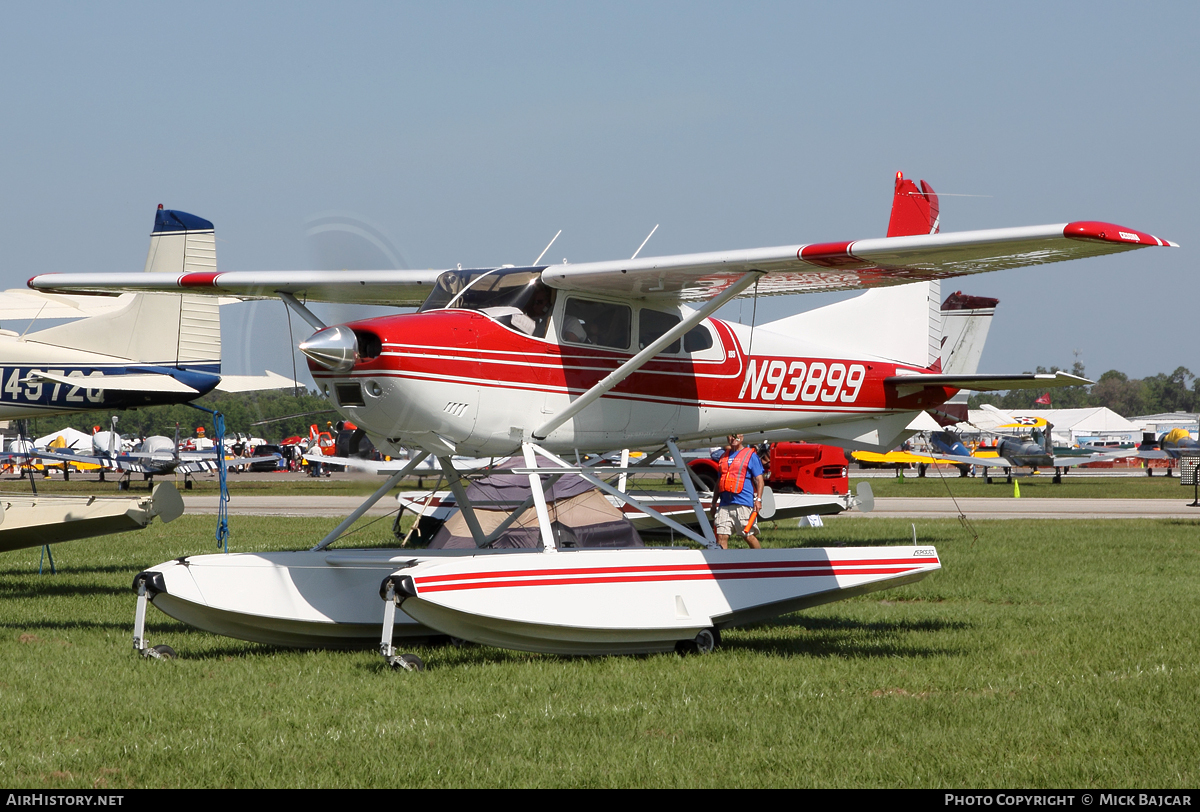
[
  {"x1": 215, "y1": 370, "x2": 303, "y2": 393},
  {"x1": 21, "y1": 371, "x2": 199, "y2": 394},
  {"x1": 885, "y1": 371, "x2": 1090, "y2": 392},
  {"x1": 0, "y1": 290, "x2": 137, "y2": 321}
]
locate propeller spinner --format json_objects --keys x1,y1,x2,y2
[{"x1": 299, "y1": 325, "x2": 359, "y2": 373}]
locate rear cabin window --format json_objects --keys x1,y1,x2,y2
[
  {"x1": 561, "y1": 298, "x2": 631, "y2": 350},
  {"x1": 639, "y1": 309, "x2": 681, "y2": 353},
  {"x1": 638, "y1": 309, "x2": 715, "y2": 355},
  {"x1": 683, "y1": 324, "x2": 714, "y2": 353}
]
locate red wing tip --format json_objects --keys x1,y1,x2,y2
[{"x1": 1063, "y1": 221, "x2": 1175, "y2": 247}]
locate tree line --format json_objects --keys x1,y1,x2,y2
[
  {"x1": 8, "y1": 389, "x2": 336, "y2": 443},
  {"x1": 968, "y1": 362, "x2": 1199, "y2": 417}
]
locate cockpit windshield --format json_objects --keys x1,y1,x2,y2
[
  {"x1": 418, "y1": 268, "x2": 556, "y2": 338},
  {"x1": 418, "y1": 269, "x2": 493, "y2": 312}
]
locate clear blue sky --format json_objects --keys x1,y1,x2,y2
[{"x1": 1, "y1": 2, "x2": 1194, "y2": 384}]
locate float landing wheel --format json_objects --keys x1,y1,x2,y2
[{"x1": 388, "y1": 653, "x2": 425, "y2": 672}]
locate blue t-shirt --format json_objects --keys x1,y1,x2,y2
[{"x1": 712, "y1": 448, "x2": 764, "y2": 507}]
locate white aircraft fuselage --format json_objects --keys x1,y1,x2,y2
[
  {"x1": 305, "y1": 288, "x2": 945, "y2": 458},
  {"x1": 0, "y1": 335, "x2": 219, "y2": 420}
]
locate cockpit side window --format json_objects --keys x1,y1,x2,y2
[
  {"x1": 561, "y1": 298, "x2": 631, "y2": 350},
  {"x1": 480, "y1": 278, "x2": 556, "y2": 338}
]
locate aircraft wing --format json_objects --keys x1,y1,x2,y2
[
  {"x1": 304, "y1": 453, "x2": 394, "y2": 473},
  {"x1": 544, "y1": 221, "x2": 1175, "y2": 301},
  {"x1": 27, "y1": 221, "x2": 1175, "y2": 305},
  {"x1": 22, "y1": 371, "x2": 199, "y2": 394},
  {"x1": 918, "y1": 451, "x2": 1020, "y2": 468},
  {"x1": 172, "y1": 459, "x2": 221, "y2": 475},
  {"x1": 28, "y1": 270, "x2": 444, "y2": 307},
  {"x1": 214, "y1": 370, "x2": 303, "y2": 393},
  {"x1": 852, "y1": 450, "x2": 961, "y2": 466},
  {"x1": 303, "y1": 453, "x2": 494, "y2": 474},
  {"x1": 1051, "y1": 449, "x2": 1138, "y2": 467},
  {"x1": 884, "y1": 371, "x2": 1090, "y2": 392},
  {"x1": 33, "y1": 449, "x2": 149, "y2": 472}
]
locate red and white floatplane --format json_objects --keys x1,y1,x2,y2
[{"x1": 42, "y1": 172, "x2": 1171, "y2": 666}]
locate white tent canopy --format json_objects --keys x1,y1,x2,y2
[
  {"x1": 34, "y1": 427, "x2": 94, "y2": 450},
  {"x1": 963, "y1": 408, "x2": 1142, "y2": 447}
]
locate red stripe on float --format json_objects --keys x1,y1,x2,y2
[
  {"x1": 415, "y1": 565, "x2": 926, "y2": 593},
  {"x1": 413, "y1": 557, "x2": 938, "y2": 584}
]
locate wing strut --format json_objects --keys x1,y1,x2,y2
[
  {"x1": 310, "y1": 451, "x2": 429, "y2": 551},
  {"x1": 533, "y1": 272, "x2": 761, "y2": 441},
  {"x1": 520, "y1": 443, "x2": 718, "y2": 548},
  {"x1": 438, "y1": 456, "x2": 488, "y2": 548},
  {"x1": 277, "y1": 292, "x2": 327, "y2": 331}
]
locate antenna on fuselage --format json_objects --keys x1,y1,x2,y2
[
  {"x1": 533, "y1": 230, "x2": 562, "y2": 266},
  {"x1": 631, "y1": 224, "x2": 659, "y2": 260}
]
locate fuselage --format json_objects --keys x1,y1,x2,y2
[
  {"x1": 0, "y1": 334, "x2": 220, "y2": 420},
  {"x1": 305, "y1": 273, "x2": 957, "y2": 457}
]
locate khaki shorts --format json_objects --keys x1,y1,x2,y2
[{"x1": 714, "y1": 504, "x2": 758, "y2": 537}]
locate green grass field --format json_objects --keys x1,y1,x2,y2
[{"x1": 2, "y1": 513, "x2": 1198, "y2": 788}]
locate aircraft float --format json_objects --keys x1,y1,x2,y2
[{"x1": 31, "y1": 173, "x2": 1176, "y2": 667}]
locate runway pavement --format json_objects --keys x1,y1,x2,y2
[
  {"x1": 182, "y1": 495, "x2": 1200, "y2": 520},
  {"x1": 843, "y1": 497, "x2": 1200, "y2": 520}
]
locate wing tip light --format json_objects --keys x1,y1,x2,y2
[{"x1": 1063, "y1": 221, "x2": 1176, "y2": 248}]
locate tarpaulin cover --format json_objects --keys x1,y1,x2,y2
[{"x1": 429, "y1": 458, "x2": 644, "y2": 550}]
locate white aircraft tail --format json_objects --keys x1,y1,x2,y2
[
  {"x1": 939, "y1": 291, "x2": 998, "y2": 375},
  {"x1": 761, "y1": 171, "x2": 945, "y2": 368},
  {"x1": 762, "y1": 281, "x2": 943, "y2": 369},
  {"x1": 26, "y1": 208, "x2": 221, "y2": 370},
  {"x1": 934, "y1": 290, "x2": 999, "y2": 425}
]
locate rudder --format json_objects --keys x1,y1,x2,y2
[{"x1": 26, "y1": 208, "x2": 221, "y2": 369}]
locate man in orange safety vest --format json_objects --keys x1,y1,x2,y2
[{"x1": 708, "y1": 434, "x2": 765, "y2": 549}]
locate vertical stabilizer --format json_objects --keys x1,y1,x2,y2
[
  {"x1": 886, "y1": 171, "x2": 940, "y2": 238},
  {"x1": 933, "y1": 290, "x2": 1000, "y2": 425},
  {"x1": 939, "y1": 291, "x2": 999, "y2": 375},
  {"x1": 26, "y1": 208, "x2": 221, "y2": 369},
  {"x1": 143, "y1": 208, "x2": 217, "y2": 274}
]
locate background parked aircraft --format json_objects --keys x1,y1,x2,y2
[{"x1": 0, "y1": 207, "x2": 296, "y2": 423}]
